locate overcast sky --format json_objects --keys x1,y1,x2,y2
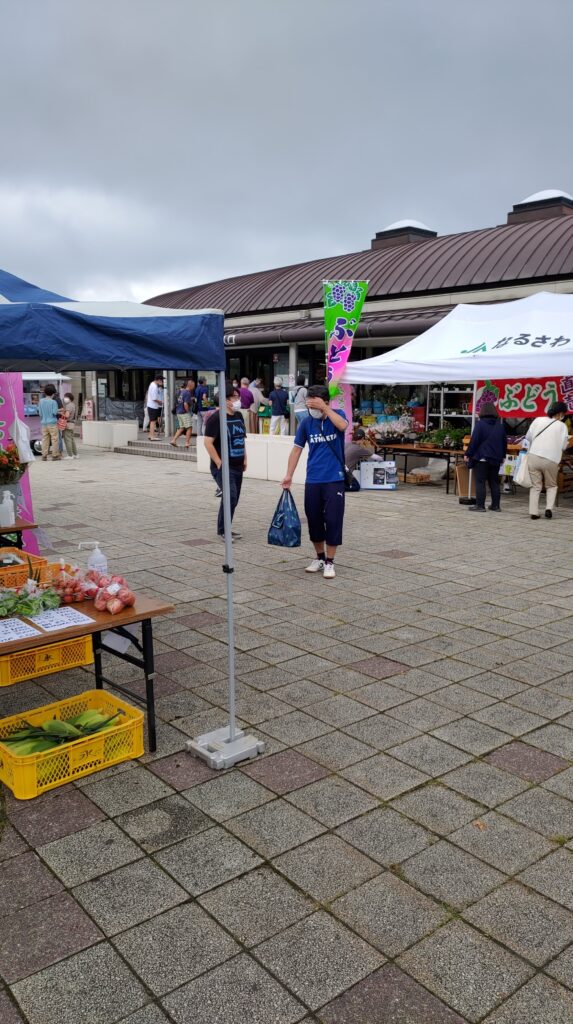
[{"x1": 2, "y1": 0, "x2": 572, "y2": 302}]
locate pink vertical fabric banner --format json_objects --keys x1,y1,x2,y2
[
  {"x1": 324, "y1": 281, "x2": 368, "y2": 439},
  {"x1": 0, "y1": 373, "x2": 40, "y2": 553}
]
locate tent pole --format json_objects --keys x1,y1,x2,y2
[
  {"x1": 467, "y1": 381, "x2": 477, "y2": 500},
  {"x1": 186, "y1": 371, "x2": 265, "y2": 769}
]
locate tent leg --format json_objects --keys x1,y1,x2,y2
[
  {"x1": 186, "y1": 370, "x2": 265, "y2": 769},
  {"x1": 459, "y1": 381, "x2": 477, "y2": 505}
]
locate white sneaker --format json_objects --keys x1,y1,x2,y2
[
  {"x1": 305, "y1": 558, "x2": 325, "y2": 573},
  {"x1": 323, "y1": 562, "x2": 336, "y2": 579}
]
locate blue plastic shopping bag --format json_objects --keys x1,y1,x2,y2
[{"x1": 267, "y1": 490, "x2": 302, "y2": 548}]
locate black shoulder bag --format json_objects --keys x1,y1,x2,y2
[{"x1": 325, "y1": 432, "x2": 360, "y2": 492}]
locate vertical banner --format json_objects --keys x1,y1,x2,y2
[
  {"x1": 324, "y1": 280, "x2": 368, "y2": 437},
  {"x1": 0, "y1": 373, "x2": 39, "y2": 553}
]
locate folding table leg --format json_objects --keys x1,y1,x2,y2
[
  {"x1": 141, "y1": 618, "x2": 157, "y2": 752},
  {"x1": 92, "y1": 631, "x2": 103, "y2": 689}
]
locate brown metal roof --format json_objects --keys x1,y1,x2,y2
[{"x1": 148, "y1": 217, "x2": 573, "y2": 317}]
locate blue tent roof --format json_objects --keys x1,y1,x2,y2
[{"x1": 0, "y1": 269, "x2": 225, "y2": 371}]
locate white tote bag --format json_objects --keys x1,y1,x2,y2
[{"x1": 513, "y1": 452, "x2": 532, "y2": 488}]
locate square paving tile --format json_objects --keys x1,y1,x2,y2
[
  {"x1": 258, "y1": 710, "x2": 333, "y2": 745},
  {"x1": 310, "y1": 666, "x2": 377, "y2": 692},
  {"x1": 401, "y1": 840, "x2": 505, "y2": 909},
  {"x1": 307, "y1": 695, "x2": 377, "y2": 727},
  {"x1": 396, "y1": 668, "x2": 450, "y2": 696},
  {"x1": 295, "y1": 732, "x2": 377, "y2": 771},
  {"x1": 388, "y1": 697, "x2": 462, "y2": 731},
  {"x1": 344, "y1": 714, "x2": 421, "y2": 750},
  {"x1": 486, "y1": 740, "x2": 569, "y2": 782},
  {"x1": 286, "y1": 776, "x2": 379, "y2": 827},
  {"x1": 6, "y1": 787, "x2": 105, "y2": 846},
  {"x1": 350, "y1": 656, "x2": 407, "y2": 680},
  {"x1": 546, "y1": 943, "x2": 573, "y2": 989},
  {"x1": 0, "y1": 990, "x2": 25, "y2": 1024},
  {"x1": 481, "y1": 973, "x2": 573, "y2": 1023},
  {"x1": 198, "y1": 865, "x2": 312, "y2": 946},
  {"x1": 256, "y1": 910, "x2": 384, "y2": 1011},
  {"x1": 37, "y1": 819, "x2": 143, "y2": 886},
  {"x1": 336, "y1": 807, "x2": 432, "y2": 866},
  {"x1": 349, "y1": 680, "x2": 413, "y2": 711},
  {"x1": 471, "y1": 703, "x2": 549, "y2": 736},
  {"x1": 499, "y1": 787, "x2": 573, "y2": 839},
  {"x1": 318, "y1": 963, "x2": 466, "y2": 1023},
  {"x1": 397, "y1": 920, "x2": 533, "y2": 1022},
  {"x1": 161, "y1": 953, "x2": 305, "y2": 1024},
  {"x1": 463, "y1": 880, "x2": 573, "y2": 966},
  {"x1": 0, "y1": 891, "x2": 102, "y2": 983},
  {"x1": 240, "y1": 749, "x2": 330, "y2": 794},
  {"x1": 225, "y1": 799, "x2": 326, "y2": 858},
  {"x1": 73, "y1": 858, "x2": 187, "y2": 936},
  {"x1": 544, "y1": 766, "x2": 573, "y2": 799},
  {"x1": 273, "y1": 834, "x2": 382, "y2": 902},
  {"x1": 0, "y1": 851, "x2": 62, "y2": 911},
  {"x1": 112, "y1": 902, "x2": 239, "y2": 996},
  {"x1": 341, "y1": 753, "x2": 429, "y2": 801},
  {"x1": 425, "y1": 659, "x2": 483, "y2": 683},
  {"x1": 155, "y1": 825, "x2": 262, "y2": 894},
  {"x1": 518, "y1": 849, "x2": 573, "y2": 909},
  {"x1": 116, "y1": 1008, "x2": 171, "y2": 1024},
  {"x1": 183, "y1": 771, "x2": 275, "y2": 822},
  {"x1": 11, "y1": 942, "x2": 147, "y2": 1024},
  {"x1": 432, "y1": 718, "x2": 511, "y2": 755},
  {"x1": 509, "y1": 687, "x2": 573, "y2": 719},
  {"x1": 332, "y1": 872, "x2": 448, "y2": 957},
  {"x1": 526, "y1": 723, "x2": 573, "y2": 759},
  {"x1": 115, "y1": 794, "x2": 211, "y2": 851},
  {"x1": 426, "y1": 683, "x2": 496, "y2": 714},
  {"x1": 441, "y1": 760, "x2": 529, "y2": 807},
  {"x1": 147, "y1": 751, "x2": 219, "y2": 790},
  {"x1": 272, "y1": 679, "x2": 333, "y2": 707},
  {"x1": 463, "y1": 671, "x2": 528, "y2": 699},
  {"x1": 391, "y1": 784, "x2": 484, "y2": 836},
  {"x1": 79, "y1": 766, "x2": 174, "y2": 815},
  {"x1": 0, "y1": 823, "x2": 29, "y2": 862},
  {"x1": 388, "y1": 735, "x2": 471, "y2": 776},
  {"x1": 450, "y1": 810, "x2": 554, "y2": 873}
]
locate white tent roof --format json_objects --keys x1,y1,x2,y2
[{"x1": 343, "y1": 291, "x2": 573, "y2": 384}]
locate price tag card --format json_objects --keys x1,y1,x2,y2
[
  {"x1": 0, "y1": 618, "x2": 43, "y2": 643},
  {"x1": 28, "y1": 608, "x2": 95, "y2": 632}
]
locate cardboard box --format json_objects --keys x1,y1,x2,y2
[
  {"x1": 455, "y1": 463, "x2": 476, "y2": 499},
  {"x1": 360, "y1": 460, "x2": 398, "y2": 490}
]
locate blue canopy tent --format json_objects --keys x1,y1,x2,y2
[{"x1": 0, "y1": 268, "x2": 261, "y2": 767}]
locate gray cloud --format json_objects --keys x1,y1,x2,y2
[{"x1": 1, "y1": 0, "x2": 572, "y2": 300}]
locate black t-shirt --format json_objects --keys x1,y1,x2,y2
[{"x1": 204, "y1": 410, "x2": 246, "y2": 468}]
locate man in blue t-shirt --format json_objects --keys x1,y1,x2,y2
[
  {"x1": 268, "y1": 377, "x2": 289, "y2": 436},
  {"x1": 281, "y1": 384, "x2": 348, "y2": 579}
]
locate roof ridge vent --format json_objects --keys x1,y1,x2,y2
[
  {"x1": 508, "y1": 189, "x2": 573, "y2": 225},
  {"x1": 371, "y1": 219, "x2": 437, "y2": 251}
]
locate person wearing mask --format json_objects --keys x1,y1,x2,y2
[
  {"x1": 282, "y1": 384, "x2": 348, "y2": 579},
  {"x1": 146, "y1": 373, "x2": 164, "y2": 441},
  {"x1": 292, "y1": 374, "x2": 309, "y2": 427},
  {"x1": 269, "y1": 377, "x2": 289, "y2": 436},
  {"x1": 464, "y1": 402, "x2": 507, "y2": 512},
  {"x1": 248, "y1": 377, "x2": 270, "y2": 433},
  {"x1": 204, "y1": 382, "x2": 247, "y2": 540},
  {"x1": 239, "y1": 378, "x2": 254, "y2": 432},
  {"x1": 39, "y1": 385, "x2": 61, "y2": 461},
  {"x1": 170, "y1": 378, "x2": 195, "y2": 448},
  {"x1": 525, "y1": 401, "x2": 570, "y2": 520},
  {"x1": 195, "y1": 376, "x2": 210, "y2": 436},
  {"x1": 61, "y1": 392, "x2": 79, "y2": 458}
]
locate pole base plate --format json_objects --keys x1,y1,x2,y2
[{"x1": 186, "y1": 726, "x2": 266, "y2": 770}]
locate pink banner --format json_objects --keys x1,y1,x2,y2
[{"x1": 0, "y1": 373, "x2": 40, "y2": 553}]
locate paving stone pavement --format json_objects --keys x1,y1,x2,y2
[{"x1": 3, "y1": 447, "x2": 573, "y2": 1022}]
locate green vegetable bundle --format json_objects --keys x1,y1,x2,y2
[
  {"x1": 0, "y1": 587, "x2": 60, "y2": 619},
  {"x1": 2, "y1": 709, "x2": 123, "y2": 756}
]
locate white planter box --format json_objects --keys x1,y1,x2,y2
[
  {"x1": 81, "y1": 421, "x2": 138, "y2": 449},
  {"x1": 196, "y1": 434, "x2": 306, "y2": 483}
]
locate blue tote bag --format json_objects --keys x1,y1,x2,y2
[{"x1": 268, "y1": 490, "x2": 302, "y2": 548}]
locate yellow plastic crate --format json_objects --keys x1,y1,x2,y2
[
  {"x1": 0, "y1": 689, "x2": 144, "y2": 799},
  {"x1": 0, "y1": 635, "x2": 94, "y2": 687}
]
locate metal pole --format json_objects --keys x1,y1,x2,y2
[
  {"x1": 217, "y1": 370, "x2": 237, "y2": 742},
  {"x1": 288, "y1": 342, "x2": 297, "y2": 435},
  {"x1": 164, "y1": 369, "x2": 175, "y2": 438},
  {"x1": 468, "y1": 381, "x2": 477, "y2": 500}
]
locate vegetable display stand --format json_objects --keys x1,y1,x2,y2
[
  {"x1": 0, "y1": 689, "x2": 144, "y2": 799},
  {"x1": 0, "y1": 635, "x2": 94, "y2": 686},
  {"x1": 0, "y1": 548, "x2": 50, "y2": 587}
]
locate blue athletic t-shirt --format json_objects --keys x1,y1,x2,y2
[{"x1": 294, "y1": 414, "x2": 348, "y2": 484}]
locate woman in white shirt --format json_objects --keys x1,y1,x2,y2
[{"x1": 525, "y1": 401, "x2": 570, "y2": 520}]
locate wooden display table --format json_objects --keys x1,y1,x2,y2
[
  {"x1": 0, "y1": 595, "x2": 174, "y2": 752},
  {"x1": 0, "y1": 519, "x2": 38, "y2": 549},
  {"x1": 373, "y1": 443, "x2": 464, "y2": 494}
]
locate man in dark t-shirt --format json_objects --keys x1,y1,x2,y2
[{"x1": 204, "y1": 382, "x2": 247, "y2": 540}]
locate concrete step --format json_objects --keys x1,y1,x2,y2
[{"x1": 113, "y1": 441, "x2": 197, "y2": 462}]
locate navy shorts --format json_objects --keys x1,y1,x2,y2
[{"x1": 304, "y1": 481, "x2": 345, "y2": 547}]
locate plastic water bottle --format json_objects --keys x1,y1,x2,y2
[
  {"x1": 78, "y1": 541, "x2": 108, "y2": 574},
  {"x1": 0, "y1": 491, "x2": 16, "y2": 528}
]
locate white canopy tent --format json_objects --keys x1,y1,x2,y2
[{"x1": 343, "y1": 292, "x2": 573, "y2": 385}]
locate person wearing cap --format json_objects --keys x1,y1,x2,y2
[
  {"x1": 195, "y1": 376, "x2": 210, "y2": 436},
  {"x1": 345, "y1": 427, "x2": 375, "y2": 474},
  {"x1": 146, "y1": 372, "x2": 164, "y2": 441},
  {"x1": 269, "y1": 377, "x2": 289, "y2": 436},
  {"x1": 525, "y1": 401, "x2": 570, "y2": 519},
  {"x1": 464, "y1": 402, "x2": 507, "y2": 512},
  {"x1": 281, "y1": 384, "x2": 348, "y2": 579}
]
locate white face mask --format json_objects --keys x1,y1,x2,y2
[
  {"x1": 308, "y1": 408, "x2": 323, "y2": 419},
  {"x1": 232, "y1": 400, "x2": 241, "y2": 411}
]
